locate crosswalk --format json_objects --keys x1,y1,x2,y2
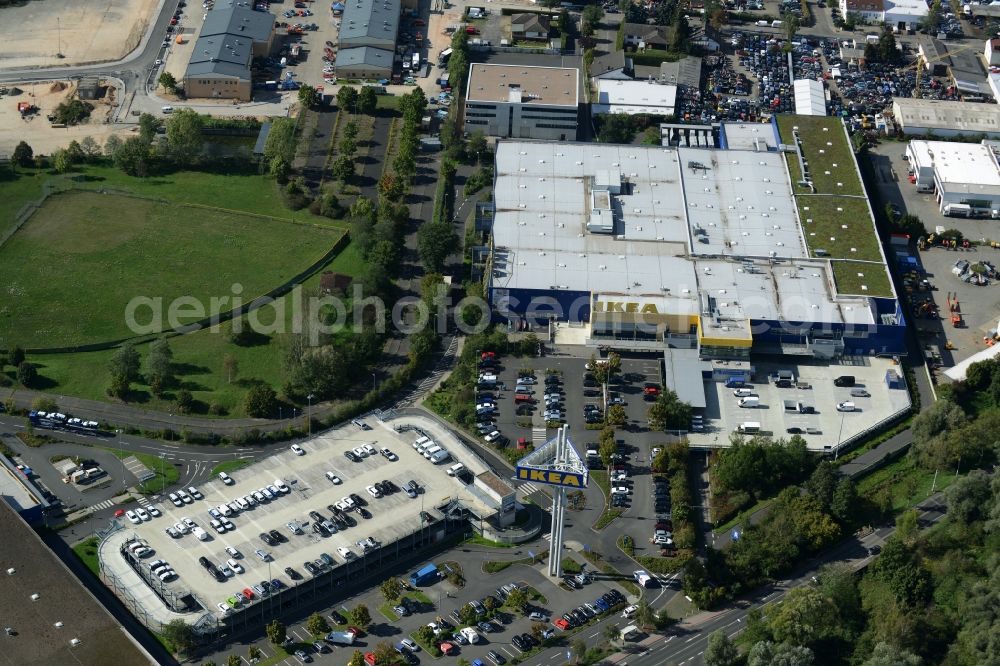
[
  {"x1": 90, "y1": 498, "x2": 116, "y2": 512},
  {"x1": 519, "y1": 482, "x2": 543, "y2": 497}
]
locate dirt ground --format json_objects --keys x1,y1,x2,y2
[
  {"x1": 0, "y1": 81, "x2": 128, "y2": 154},
  {"x1": 0, "y1": 0, "x2": 160, "y2": 68}
]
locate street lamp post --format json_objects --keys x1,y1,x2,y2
[
  {"x1": 372, "y1": 373, "x2": 377, "y2": 394},
  {"x1": 116, "y1": 429, "x2": 126, "y2": 494},
  {"x1": 834, "y1": 410, "x2": 847, "y2": 461},
  {"x1": 307, "y1": 394, "x2": 314, "y2": 436}
]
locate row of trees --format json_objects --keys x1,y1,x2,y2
[{"x1": 652, "y1": 442, "x2": 697, "y2": 549}]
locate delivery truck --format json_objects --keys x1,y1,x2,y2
[{"x1": 410, "y1": 563, "x2": 439, "y2": 586}]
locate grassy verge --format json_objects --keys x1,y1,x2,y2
[
  {"x1": 463, "y1": 534, "x2": 514, "y2": 549},
  {"x1": 72, "y1": 536, "x2": 101, "y2": 578},
  {"x1": 580, "y1": 550, "x2": 641, "y2": 597},
  {"x1": 617, "y1": 534, "x2": 690, "y2": 575},
  {"x1": 857, "y1": 455, "x2": 957, "y2": 513},
  {"x1": 378, "y1": 591, "x2": 433, "y2": 621},
  {"x1": 594, "y1": 509, "x2": 622, "y2": 530},
  {"x1": 561, "y1": 557, "x2": 582, "y2": 575},
  {"x1": 713, "y1": 497, "x2": 775, "y2": 533},
  {"x1": 107, "y1": 449, "x2": 179, "y2": 494},
  {"x1": 15, "y1": 431, "x2": 56, "y2": 448},
  {"x1": 483, "y1": 552, "x2": 546, "y2": 574},
  {"x1": 409, "y1": 631, "x2": 443, "y2": 658},
  {"x1": 210, "y1": 459, "x2": 252, "y2": 477},
  {"x1": 590, "y1": 470, "x2": 623, "y2": 530}
]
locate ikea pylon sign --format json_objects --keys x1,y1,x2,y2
[{"x1": 515, "y1": 467, "x2": 587, "y2": 489}]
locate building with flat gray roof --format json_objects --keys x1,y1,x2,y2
[
  {"x1": 183, "y1": 5, "x2": 276, "y2": 101},
  {"x1": 892, "y1": 97, "x2": 1000, "y2": 138},
  {"x1": 465, "y1": 64, "x2": 579, "y2": 140},
  {"x1": 0, "y1": 456, "x2": 48, "y2": 524},
  {"x1": 339, "y1": 0, "x2": 400, "y2": 50},
  {"x1": 335, "y1": 46, "x2": 394, "y2": 79},
  {"x1": 488, "y1": 138, "x2": 906, "y2": 359}
]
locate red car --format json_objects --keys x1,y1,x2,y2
[
  {"x1": 554, "y1": 618, "x2": 570, "y2": 630},
  {"x1": 347, "y1": 626, "x2": 364, "y2": 637},
  {"x1": 643, "y1": 384, "x2": 660, "y2": 396},
  {"x1": 439, "y1": 642, "x2": 456, "y2": 655},
  {"x1": 241, "y1": 588, "x2": 255, "y2": 600},
  {"x1": 170, "y1": 17, "x2": 178, "y2": 24},
  {"x1": 481, "y1": 351, "x2": 495, "y2": 360}
]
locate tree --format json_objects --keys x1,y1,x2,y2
[
  {"x1": 634, "y1": 599, "x2": 655, "y2": 629},
  {"x1": 830, "y1": 477, "x2": 858, "y2": 523},
  {"x1": 339, "y1": 136, "x2": 357, "y2": 158},
  {"x1": 606, "y1": 404, "x2": 627, "y2": 427},
  {"x1": 298, "y1": 83, "x2": 319, "y2": 109},
  {"x1": 765, "y1": 587, "x2": 841, "y2": 648},
  {"x1": 912, "y1": 399, "x2": 966, "y2": 448},
  {"x1": 166, "y1": 108, "x2": 204, "y2": 163},
  {"x1": 373, "y1": 642, "x2": 396, "y2": 665},
  {"x1": 338, "y1": 85, "x2": 359, "y2": 111},
  {"x1": 244, "y1": 383, "x2": 277, "y2": 418},
  {"x1": 52, "y1": 149, "x2": 72, "y2": 174},
  {"x1": 704, "y1": 630, "x2": 740, "y2": 666},
  {"x1": 380, "y1": 577, "x2": 402, "y2": 603},
  {"x1": 670, "y1": 12, "x2": 691, "y2": 53},
  {"x1": 161, "y1": 619, "x2": 197, "y2": 655},
  {"x1": 505, "y1": 587, "x2": 528, "y2": 612},
  {"x1": 223, "y1": 353, "x2": 239, "y2": 384},
  {"x1": 227, "y1": 656, "x2": 242, "y2": 666},
  {"x1": 175, "y1": 389, "x2": 194, "y2": 414},
  {"x1": 138, "y1": 113, "x2": 160, "y2": 144},
  {"x1": 79, "y1": 136, "x2": 101, "y2": 160},
  {"x1": 581, "y1": 3, "x2": 604, "y2": 33},
  {"x1": 459, "y1": 604, "x2": 479, "y2": 626},
  {"x1": 417, "y1": 221, "x2": 458, "y2": 274},
  {"x1": 10, "y1": 346, "x2": 25, "y2": 368},
  {"x1": 332, "y1": 155, "x2": 354, "y2": 184},
  {"x1": 12, "y1": 141, "x2": 33, "y2": 168},
  {"x1": 748, "y1": 641, "x2": 815, "y2": 666},
  {"x1": 104, "y1": 134, "x2": 122, "y2": 157},
  {"x1": 247, "y1": 645, "x2": 262, "y2": 661},
  {"x1": 16, "y1": 361, "x2": 37, "y2": 387},
  {"x1": 647, "y1": 389, "x2": 693, "y2": 431},
  {"x1": 602, "y1": 622, "x2": 620, "y2": 645},
  {"x1": 945, "y1": 469, "x2": 992, "y2": 524},
  {"x1": 483, "y1": 595, "x2": 500, "y2": 611},
  {"x1": 306, "y1": 612, "x2": 329, "y2": 636},
  {"x1": 54, "y1": 98, "x2": 90, "y2": 125},
  {"x1": 783, "y1": 14, "x2": 800, "y2": 43},
  {"x1": 113, "y1": 136, "x2": 152, "y2": 177},
  {"x1": 108, "y1": 342, "x2": 141, "y2": 399},
  {"x1": 147, "y1": 337, "x2": 174, "y2": 387},
  {"x1": 351, "y1": 603, "x2": 371, "y2": 628},
  {"x1": 805, "y1": 461, "x2": 839, "y2": 511},
  {"x1": 861, "y1": 642, "x2": 922, "y2": 666},
  {"x1": 466, "y1": 130, "x2": 488, "y2": 164},
  {"x1": 358, "y1": 86, "x2": 377, "y2": 115},
  {"x1": 266, "y1": 619, "x2": 287, "y2": 645},
  {"x1": 342, "y1": 120, "x2": 359, "y2": 141},
  {"x1": 347, "y1": 650, "x2": 366, "y2": 666},
  {"x1": 158, "y1": 71, "x2": 177, "y2": 92},
  {"x1": 571, "y1": 638, "x2": 587, "y2": 664},
  {"x1": 597, "y1": 113, "x2": 634, "y2": 143}
]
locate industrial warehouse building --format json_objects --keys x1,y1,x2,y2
[
  {"x1": 464, "y1": 64, "x2": 579, "y2": 140},
  {"x1": 906, "y1": 140, "x2": 1000, "y2": 214},
  {"x1": 892, "y1": 97, "x2": 1000, "y2": 138},
  {"x1": 335, "y1": 0, "x2": 400, "y2": 79},
  {"x1": 486, "y1": 131, "x2": 906, "y2": 359},
  {"x1": 334, "y1": 46, "x2": 394, "y2": 79},
  {"x1": 592, "y1": 79, "x2": 677, "y2": 117},
  {"x1": 184, "y1": 5, "x2": 276, "y2": 101}
]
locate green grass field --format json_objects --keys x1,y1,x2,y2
[
  {"x1": 797, "y1": 196, "x2": 882, "y2": 262},
  {"x1": 0, "y1": 190, "x2": 345, "y2": 347},
  {"x1": 831, "y1": 261, "x2": 894, "y2": 298},
  {"x1": 776, "y1": 115, "x2": 863, "y2": 196}
]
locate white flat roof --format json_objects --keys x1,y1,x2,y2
[
  {"x1": 885, "y1": 0, "x2": 928, "y2": 18},
  {"x1": 593, "y1": 79, "x2": 677, "y2": 116},
  {"x1": 491, "y1": 140, "x2": 877, "y2": 324},
  {"x1": 793, "y1": 79, "x2": 827, "y2": 117},
  {"x1": 721, "y1": 122, "x2": 779, "y2": 151},
  {"x1": 893, "y1": 97, "x2": 1000, "y2": 134},
  {"x1": 909, "y1": 139, "x2": 1000, "y2": 195}
]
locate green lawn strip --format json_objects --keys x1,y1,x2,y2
[
  {"x1": 107, "y1": 448, "x2": 179, "y2": 493},
  {"x1": 580, "y1": 551, "x2": 640, "y2": 597},
  {"x1": 378, "y1": 602, "x2": 401, "y2": 621},
  {"x1": 524, "y1": 586, "x2": 547, "y2": 605},
  {"x1": 856, "y1": 456, "x2": 957, "y2": 513},
  {"x1": 590, "y1": 470, "x2": 622, "y2": 529},
  {"x1": 0, "y1": 190, "x2": 345, "y2": 346},
  {"x1": 831, "y1": 260, "x2": 894, "y2": 298},
  {"x1": 464, "y1": 534, "x2": 515, "y2": 548},
  {"x1": 775, "y1": 115, "x2": 863, "y2": 196},
  {"x1": 796, "y1": 196, "x2": 881, "y2": 262},
  {"x1": 594, "y1": 509, "x2": 622, "y2": 531},
  {"x1": 210, "y1": 459, "x2": 252, "y2": 477},
  {"x1": 483, "y1": 552, "x2": 546, "y2": 574},
  {"x1": 378, "y1": 591, "x2": 434, "y2": 622},
  {"x1": 71, "y1": 536, "x2": 101, "y2": 578},
  {"x1": 617, "y1": 534, "x2": 689, "y2": 575},
  {"x1": 712, "y1": 497, "x2": 775, "y2": 534},
  {"x1": 0, "y1": 168, "x2": 50, "y2": 239},
  {"x1": 561, "y1": 557, "x2": 582, "y2": 575}
]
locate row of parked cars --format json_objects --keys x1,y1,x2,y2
[{"x1": 552, "y1": 587, "x2": 627, "y2": 631}]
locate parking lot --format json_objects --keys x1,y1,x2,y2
[
  {"x1": 98, "y1": 414, "x2": 499, "y2": 628},
  {"x1": 687, "y1": 357, "x2": 911, "y2": 452}
]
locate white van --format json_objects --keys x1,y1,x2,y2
[
  {"x1": 423, "y1": 445, "x2": 442, "y2": 459},
  {"x1": 192, "y1": 526, "x2": 209, "y2": 541},
  {"x1": 738, "y1": 396, "x2": 760, "y2": 408},
  {"x1": 430, "y1": 449, "x2": 451, "y2": 464},
  {"x1": 413, "y1": 436, "x2": 431, "y2": 450},
  {"x1": 416, "y1": 440, "x2": 436, "y2": 455},
  {"x1": 733, "y1": 388, "x2": 755, "y2": 398},
  {"x1": 447, "y1": 462, "x2": 465, "y2": 476},
  {"x1": 161, "y1": 105, "x2": 174, "y2": 114},
  {"x1": 737, "y1": 422, "x2": 761, "y2": 434}
]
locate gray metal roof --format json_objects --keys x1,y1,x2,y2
[
  {"x1": 658, "y1": 56, "x2": 702, "y2": 88},
  {"x1": 186, "y1": 33, "x2": 253, "y2": 79},
  {"x1": 201, "y1": 5, "x2": 275, "y2": 43},
  {"x1": 339, "y1": 0, "x2": 400, "y2": 45},
  {"x1": 663, "y1": 348, "x2": 709, "y2": 409},
  {"x1": 335, "y1": 46, "x2": 394, "y2": 69}
]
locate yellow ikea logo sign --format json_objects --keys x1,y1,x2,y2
[
  {"x1": 593, "y1": 301, "x2": 660, "y2": 314},
  {"x1": 516, "y1": 468, "x2": 585, "y2": 488}
]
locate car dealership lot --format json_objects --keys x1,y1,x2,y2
[{"x1": 99, "y1": 415, "x2": 482, "y2": 625}]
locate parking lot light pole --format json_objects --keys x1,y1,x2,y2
[
  {"x1": 116, "y1": 429, "x2": 126, "y2": 494},
  {"x1": 834, "y1": 411, "x2": 847, "y2": 460},
  {"x1": 307, "y1": 394, "x2": 314, "y2": 436}
]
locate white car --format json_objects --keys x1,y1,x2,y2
[
  {"x1": 135, "y1": 508, "x2": 151, "y2": 521},
  {"x1": 380, "y1": 447, "x2": 397, "y2": 461},
  {"x1": 342, "y1": 496, "x2": 356, "y2": 508},
  {"x1": 177, "y1": 490, "x2": 193, "y2": 504},
  {"x1": 621, "y1": 604, "x2": 639, "y2": 618},
  {"x1": 326, "y1": 471, "x2": 342, "y2": 484},
  {"x1": 611, "y1": 486, "x2": 631, "y2": 495},
  {"x1": 220, "y1": 564, "x2": 234, "y2": 577},
  {"x1": 227, "y1": 558, "x2": 244, "y2": 573},
  {"x1": 225, "y1": 546, "x2": 242, "y2": 559},
  {"x1": 400, "y1": 638, "x2": 419, "y2": 652},
  {"x1": 217, "y1": 602, "x2": 232, "y2": 614},
  {"x1": 218, "y1": 471, "x2": 234, "y2": 485},
  {"x1": 362, "y1": 443, "x2": 377, "y2": 456},
  {"x1": 366, "y1": 485, "x2": 382, "y2": 498},
  {"x1": 352, "y1": 446, "x2": 368, "y2": 458},
  {"x1": 274, "y1": 479, "x2": 290, "y2": 494},
  {"x1": 182, "y1": 517, "x2": 196, "y2": 529},
  {"x1": 291, "y1": 444, "x2": 305, "y2": 456},
  {"x1": 337, "y1": 546, "x2": 355, "y2": 560},
  {"x1": 174, "y1": 521, "x2": 188, "y2": 534},
  {"x1": 169, "y1": 493, "x2": 183, "y2": 507},
  {"x1": 187, "y1": 486, "x2": 204, "y2": 500},
  {"x1": 485, "y1": 431, "x2": 502, "y2": 443},
  {"x1": 611, "y1": 471, "x2": 628, "y2": 482},
  {"x1": 147, "y1": 505, "x2": 162, "y2": 518},
  {"x1": 837, "y1": 401, "x2": 857, "y2": 412},
  {"x1": 516, "y1": 376, "x2": 536, "y2": 385},
  {"x1": 126, "y1": 510, "x2": 141, "y2": 525}
]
